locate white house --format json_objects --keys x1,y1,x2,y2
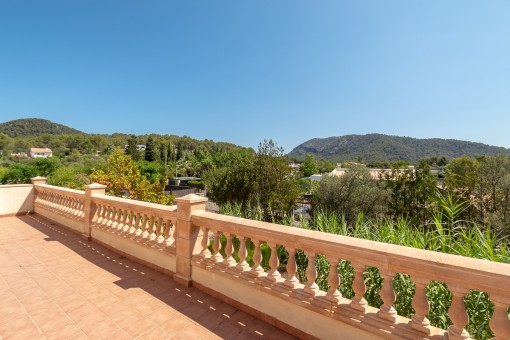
[{"x1": 29, "y1": 148, "x2": 53, "y2": 158}]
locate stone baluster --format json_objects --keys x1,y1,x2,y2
[
  {"x1": 75, "y1": 199, "x2": 81, "y2": 216},
  {"x1": 95, "y1": 205, "x2": 104, "y2": 226},
  {"x1": 489, "y1": 294, "x2": 510, "y2": 340},
  {"x1": 63, "y1": 197, "x2": 71, "y2": 216},
  {"x1": 378, "y1": 270, "x2": 397, "y2": 322},
  {"x1": 223, "y1": 233, "x2": 236, "y2": 267},
  {"x1": 104, "y1": 206, "x2": 112, "y2": 227},
  {"x1": 164, "y1": 219, "x2": 174, "y2": 247},
  {"x1": 141, "y1": 214, "x2": 150, "y2": 238},
  {"x1": 250, "y1": 239, "x2": 265, "y2": 277},
  {"x1": 447, "y1": 286, "x2": 471, "y2": 340},
  {"x1": 211, "y1": 231, "x2": 223, "y2": 263},
  {"x1": 198, "y1": 227, "x2": 211, "y2": 259},
  {"x1": 70, "y1": 199, "x2": 77, "y2": 218},
  {"x1": 325, "y1": 256, "x2": 341, "y2": 304},
  {"x1": 411, "y1": 277, "x2": 431, "y2": 334},
  {"x1": 122, "y1": 211, "x2": 131, "y2": 233},
  {"x1": 304, "y1": 251, "x2": 319, "y2": 296},
  {"x1": 71, "y1": 198, "x2": 77, "y2": 217},
  {"x1": 236, "y1": 236, "x2": 249, "y2": 272},
  {"x1": 155, "y1": 217, "x2": 165, "y2": 244},
  {"x1": 350, "y1": 261, "x2": 368, "y2": 312},
  {"x1": 148, "y1": 216, "x2": 157, "y2": 242},
  {"x1": 53, "y1": 194, "x2": 60, "y2": 212},
  {"x1": 267, "y1": 242, "x2": 282, "y2": 282},
  {"x1": 134, "y1": 213, "x2": 143, "y2": 236},
  {"x1": 284, "y1": 248, "x2": 300, "y2": 289},
  {"x1": 128, "y1": 213, "x2": 138, "y2": 235},
  {"x1": 70, "y1": 198, "x2": 77, "y2": 218},
  {"x1": 114, "y1": 209, "x2": 123, "y2": 232},
  {"x1": 111, "y1": 208, "x2": 119, "y2": 229},
  {"x1": 53, "y1": 194, "x2": 60, "y2": 213},
  {"x1": 139, "y1": 214, "x2": 149, "y2": 238}
]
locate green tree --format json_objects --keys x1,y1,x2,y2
[
  {"x1": 444, "y1": 156, "x2": 479, "y2": 196},
  {"x1": 479, "y1": 155, "x2": 510, "y2": 213},
  {"x1": 382, "y1": 163, "x2": 437, "y2": 222},
  {"x1": 312, "y1": 166, "x2": 389, "y2": 224},
  {"x1": 1, "y1": 163, "x2": 37, "y2": 184},
  {"x1": 300, "y1": 153, "x2": 319, "y2": 177},
  {"x1": 90, "y1": 148, "x2": 173, "y2": 205},
  {"x1": 203, "y1": 148, "x2": 256, "y2": 204},
  {"x1": 204, "y1": 140, "x2": 300, "y2": 220},
  {"x1": 144, "y1": 135, "x2": 158, "y2": 162},
  {"x1": 125, "y1": 135, "x2": 141, "y2": 161},
  {"x1": 33, "y1": 157, "x2": 60, "y2": 177},
  {"x1": 254, "y1": 140, "x2": 301, "y2": 217},
  {"x1": 0, "y1": 133, "x2": 11, "y2": 155}
]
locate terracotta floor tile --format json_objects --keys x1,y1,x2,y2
[
  {"x1": 121, "y1": 316, "x2": 157, "y2": 338},
  {"x1": 159, "y1": 314, "x2": 192, "y2": 336},
  {"x1": 173, "y1": 323, "x2": 208, "y2": 340},
  {"x1": 146, "y1": 306, "x2": 178, "y2": 325},
  {"x1": 66, "y1": 302, "x2": 101, "y2": 321},
  {"x1": 208, "y1": 323, "x2": 243, "y2": 339},
  {"x1": 74, "y1": 311, "x2": 119, "y2": 339},
  {"x1": 124, "y1": 293, "x2": 163, "y2": 316},
  {"x1": 0, "y1": 316, "x2": 43, "y2": 339},
  {"x1": 99, "y1": 301, "x2": 143, "y2": 328},
  {"x1": 100, "y1": 328, "x2": 132, "y2": 340},
  {"x1": 200, "y1": 332, "x2": 222, "y2": 340},
  {"x1": 0, "y1": 307, "x2": 28, "y2": 327},
  {"x1": 31, "y1": 306, "x2": 74, "y2": 333},
  {"x1": 42, "y1": 322, "x2": 85, "y2": 340},
  {"x1": 136, "y1": 325, "x2": 171, "y2": 339},
  {"x1": 21, "y1": 295, "x2": 58, "y2": 316}
]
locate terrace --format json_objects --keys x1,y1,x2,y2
[{"x1": 0, "y1": 178, "x2": 509, "y2": 339}]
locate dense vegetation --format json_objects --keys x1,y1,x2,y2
[
  {"x1": 203, "y1": 140, "x2": 301, "y2": 219},
  {"x1": 0, "y1": 118, "x2": 83, "y2": 137},
  {"x1": 289, "y1": 133, "x2": 510, "y2": 164}
]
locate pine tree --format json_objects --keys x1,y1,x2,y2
[
  {"x1": 144, "y1": 135, "x2": 158, "y2": 162},
  {"x1": 125, "y1": 135, "x2": 141, "y2": 161}
]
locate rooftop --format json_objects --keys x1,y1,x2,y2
[{"x1": 0, "y1": 215, "x2": 293, "y2": 339}]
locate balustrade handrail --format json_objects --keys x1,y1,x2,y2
[
  {"x1": 34, "y1": 183, "x2": 85, "y2": 200},
  {"x1": 192, "y1": 211, "x2": 510, "y2": 298},
  {"x1": 91, "y1": 194, "x2": 177, "y2": 220}
]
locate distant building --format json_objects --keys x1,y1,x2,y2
[
  {"x1": 312, "y1": 165, "x2": 416, "y2": 181},
  {"x1": 29, "y1": 148, "x2": 53, "y2": 158},
  {"x1": 123, "y1": 144, "x2": 146, "y2": 151},
  {"x1": 10, "y1": 152, "x2": 28, "y2": 158}
]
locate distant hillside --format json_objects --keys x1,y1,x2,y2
[
  {"x1": 288, "y1": 134, "x2": 510, "y2": 163},
  {"x1": 0, "y1": 118, "x2": 83, "y2": 137}
]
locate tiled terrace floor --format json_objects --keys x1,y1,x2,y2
[{"x1": 0, "y1": 215, "x2": 295, "y2": 339}]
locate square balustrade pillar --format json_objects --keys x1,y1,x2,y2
[
  {"x1": 174, "y1": 194, "x2": 208, "y2": 287},
  {"x1": 83, "y1": 183, "x2": 107, "y2": 240}
]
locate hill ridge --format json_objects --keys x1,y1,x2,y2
[
  {"x1": 288, "y1": 134, "x2": 510, "y2": 163},
  {"x1": 0, "y1": 118, "x2": 83, "y2": 137}
]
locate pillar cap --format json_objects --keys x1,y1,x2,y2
[{"x1": 175, "y1": 194, "x2": 208, "y2": 204}]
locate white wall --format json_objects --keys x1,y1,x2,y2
[{"x1": 0, "y1": 184, "x2": 34, "y2": 216}]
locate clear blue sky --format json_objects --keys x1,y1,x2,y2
[{"x1": 1, "y1": 1, "x2": 509, "y2": 152}]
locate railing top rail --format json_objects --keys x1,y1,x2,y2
[
  {"x1": 92, "y1": 194, "x2": 177, "y2": 220},
  {"x1": 192, "y1": 211, "x2": 510, "y2": 297},
  {"x1": 34, "y1": 184, "x2": 85, "y2": 199}
]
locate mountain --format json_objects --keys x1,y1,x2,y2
[
  {"x1": 0, "y1": 118, "x2": 83, "y2": 137},
  {"x1": 288, "y1": 134, "x2": 510, "y2": 164}
]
